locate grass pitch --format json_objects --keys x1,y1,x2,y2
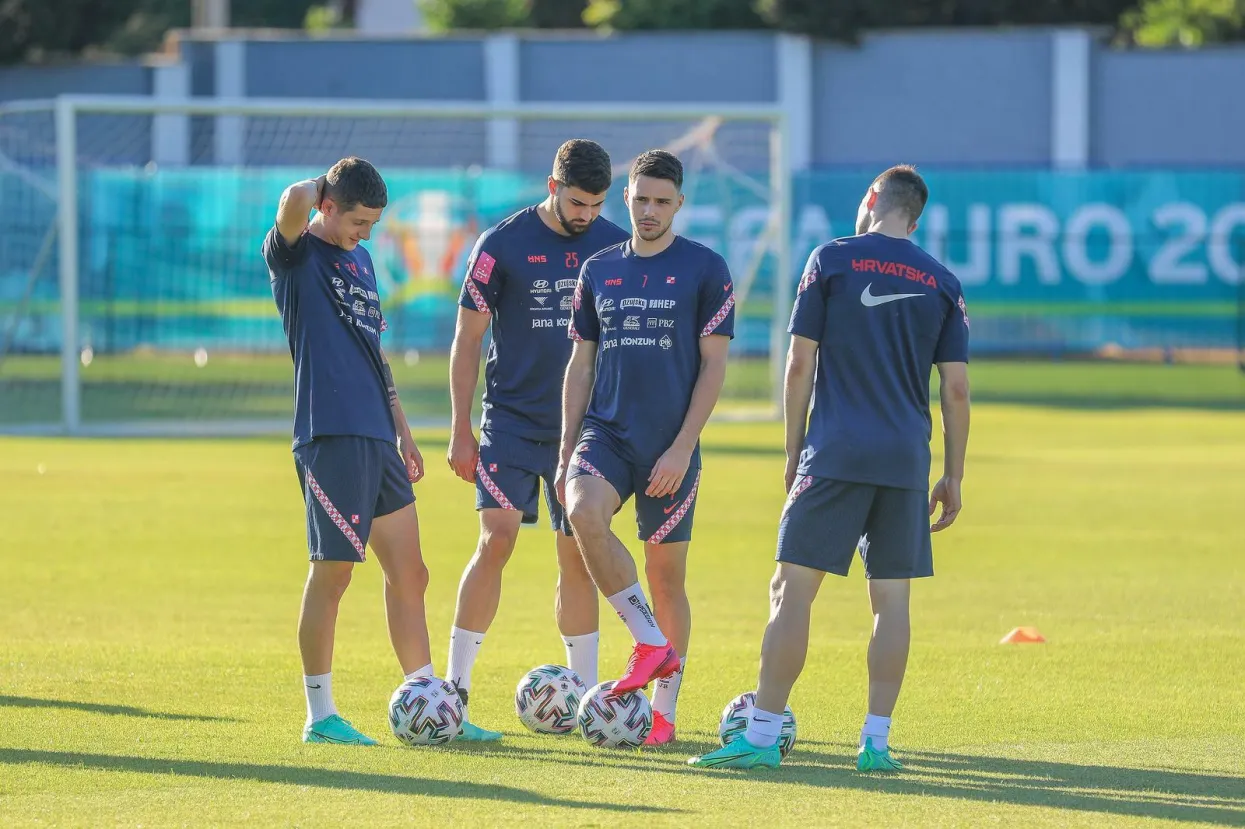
[{"x1": 1, "y1": 390, "x2": 1244, "y2": 826}]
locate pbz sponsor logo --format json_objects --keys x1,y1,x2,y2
[{"x1": 648, "y1": 318, "x2": 675, "y2": 329}]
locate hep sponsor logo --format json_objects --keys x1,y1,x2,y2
[{"x1": 648, "y1": 299, "x2": 677, "y2": 309}]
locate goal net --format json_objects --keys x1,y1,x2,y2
[{"x1": 0, "y1": 96, "x2": 790, "y2": 435}]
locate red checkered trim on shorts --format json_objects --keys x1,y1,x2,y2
[
  {"x1": 648, "y1": 469, "x2": 701, "y2": 545},
  {"x1": 700, "y1": 295, "x2": 734, "y2": 337},
  {"x1": 476, "y1": 459, "x2": 516, "y2": 510},
  {"x1": 305, "y1": 469, "x2": 366, "y2": 560},
  {"x1": 572, "y1": 450, "x2": 605, "y2": 479},
  {"x1": 783, "y1": 474, "x2": 814, "y2": 513},
  {"x1": 464, "y1": 279, "x2": 491, "y2": 315}
]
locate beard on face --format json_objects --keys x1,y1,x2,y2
[{"x1": 554, "y1": 197, "x2": 590, "y2": 236}]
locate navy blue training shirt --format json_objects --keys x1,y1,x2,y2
[
  {"x1": 459, "y1": 206, "x2": 629, "y2": 442},
  {"x1": 788, "y1": 232, "x2": 970, "y2": 491},
  {"x1": 570, "y1": 235, "x2": 736, "y2": 465},
  {"x1": 264, "y1": 226, "x2": 395, "y2": 450}
]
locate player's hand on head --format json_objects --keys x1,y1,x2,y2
[
  {"x1": 929, "y1": 476, "x2": 962, "y2": 532},
  {"x1": 646, "y1": 444, "x2": 692, "y2": 498},
  {"x1": 447, "y1": 430, "x2": 479, "y2": 483}
]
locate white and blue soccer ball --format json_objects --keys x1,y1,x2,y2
[
  {"x1": 576, "y1": 680, "x2": 653, "y2": 748},
  {"x1": 388, "y1": 675, "x2": 464, "y2": 746},
  {"x1": 718, "y1": 691, "x2": 798, "y2": 758},
  {"x1": 515, "y1": 664, "x2": 588, "y2": 735}
]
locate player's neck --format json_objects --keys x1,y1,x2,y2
[
  {"x1": 307, "y1": 217, "x2": 346, "y2": 249},
  {"x1": 536, "y1": 198, "x2": 572, "y2": 237},
  {"x1": 865, "y1": 219, "x2": 912, "y2": 240},
  {"x1": 629, "y1": 231, "x2": 677, "y2": 258}
]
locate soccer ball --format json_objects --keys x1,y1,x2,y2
[
  {"x1": 576, "y1": 680, "x2": 653, "y2": 748},
  {"x1": 718, "y1": 691, "x2": 797, "y2": 758},
  {"x1": 388, "y1": 675, "x2": 464, "y2": 746},
  {"x1": 514, "y1": 664, "x2": 588, "y2": 735}
]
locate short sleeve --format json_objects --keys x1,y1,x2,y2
[
  {"x1": 458, "y1": 232, "x2": 506, "y2": 315},
  {"x1": 787, "y1": 246, "x2": 828, "y2": 341},
  {"x1": 934, "y1": 284, "x2": 970, "y2": 364},
  {"x1": 696, "y1": 252, "x2": 735, "y2": 338},
  {"x1": 569, "y1": 265, "x2": 600, "y2": 343},
  {"x1": 262, "y1": 225, "x2": 311, "y2": 275}
]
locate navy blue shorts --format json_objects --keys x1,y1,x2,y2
[
  {"x1": 566, "y1": 433, "x2": 700, "y2": 545},
  {"x1": 292, "y1": 435, "x2": 415, "y2": 563},
  {"x1": 776, "y1": 476, "x2": 933, "y2": 579},
  {"x1": 474, "y1": 429, "x2": 569, "y2": 534}
]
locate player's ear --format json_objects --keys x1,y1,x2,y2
[
  {"x1": 547, "y1": 176, "x2": 559, "y2": 198},
  {"x1": 622, "y1": 186, "x2": 630, "y2": 205},
  {"x1": 675, "y1": 193, "x2": 685, "y2": 212},
  {"x1": 909, "y1": 220, "x2": 918, "y2": 234}
]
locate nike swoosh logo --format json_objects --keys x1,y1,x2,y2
[
  {"x1": 861, "y1": 283, "x2": 923, "y2": 307},
  {"x1": 663, "y1": 502, "x2": 679, "y2": 514},
  {"x1": 305, "y1": 684, "x2": 321, "y2": 689}
]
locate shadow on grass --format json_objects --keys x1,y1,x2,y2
[
  {"x1": 453, "y1": 737, "x2": 1244, "y2": 825},
  {"x1": 0, "y1": 747, "x2": 678, "y2": 812},
  {"x1": 0, "y1": 695, "x2": 236, "y2": 723}
]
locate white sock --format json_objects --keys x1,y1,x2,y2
[
  {"x1": 605, "y1": 584, "x2": 666, "y2": 647},
  {"x1": 303, "y1": 672, "x2": 336, "y2": 726},
  {"x1": 743, "y1": 706, "x2": 783, "y2": 749},
  {"x1": 404, "y1": 663, "x2": 434, "y2": 682},
  {"x1": 446, "y1": 627, "x2": 485, "y2": 716},
  {"x1": 562, "y1": 632, "x2": 600, "y2": 688},
  {"x1": 861, "y1": 713, "x2": 891, "y2": 751},
  {"x1": 651, "y1": 658, "x2": 685, "y2": 720}
]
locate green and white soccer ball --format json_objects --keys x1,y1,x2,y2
[
  {"x1": 718, "y1": 691, "x2": 797, "y2": 757},
  {"x1": 576, "y1": 680, "x2": 653, "y2": 748},
  {"x1": 388, "y1": 675, "x2": 464, "y2": 746},
  {"x1": 514, "y1": 664, "x2": 588, "y2": 734}
]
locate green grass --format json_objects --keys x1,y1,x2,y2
[
  {"x1": 2, "y1": 399, "x2": 1244, "y2": 826},
  {"x1": 2, "y1": 354, "x2": 1244, "y2": 426}
]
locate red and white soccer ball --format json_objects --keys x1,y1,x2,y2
[
  {"x1": 576, "y1": 680, "x2": 653, "y2": 748},
  {"x1": 514, "y1": 664, "x2": 588, "y2": 735},
  {"x1": 388, "y1": 676, "x2": 464, "y2": 746},
  {"x1": 718, "y1": 691, "x2": 798, "y2": 758}
]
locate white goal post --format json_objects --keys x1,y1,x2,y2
[{"x1": 0, "y1": 94, "x2": 792, "y2": 436}]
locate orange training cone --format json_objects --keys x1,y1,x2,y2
[{"x1": 1000, "y1": 626, "x2": 1046, "y2": 644}]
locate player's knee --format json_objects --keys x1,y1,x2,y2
[
  {"x1": 867, "y1": 579, "x2": 911, "y2": 617},
  {"x1": 566, "y1": 499, "x2": 609, "y2": 538},
  {"x1": 388, "y1": 558, "x2": 429, "y2": 597},
  {"x1": 644, "y1": 555, "x2": 686, "y2": 594},
  {"x1": 477, "y1": 524, "x2": 519, "y2": 568},
  {"x1": 308, "y1": 561, "x2": 353, "y2": 601}
]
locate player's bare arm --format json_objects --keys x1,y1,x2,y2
[
  {"x1": 275, "y1": 174, "x2": 327, "y2": 246},
  {"x1": 646, "y1": 334, "x2": 730, "y2": 498},
  {"x1": 782, "y1": 335, "x2": 818, "y2": 493},
  {"x1": 931, "y1": 361, "x2": 970, "y2": 531},
  {"x1": 382, "y1": 348, "x2": 424, "y2": 484},
  {"x1": 447, "y1": 307, "x2": 491, "y2": 483},
  {"x1": 556, "y1": 339, "x2": 598, "y2": 506}
]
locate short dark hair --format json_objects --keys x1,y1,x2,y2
[
  {"x1": 629, "y1": 150, "x2": 683, "y2": 191},
  {"x1": 552, "y1": 139, "x2": 613, "y2": 195},
  {"x1": 871, "y1": 164, "x2": 928, "y2": 224},
  {"x1": 325, "y1": 156, "x2": 387, "y2": 212}
]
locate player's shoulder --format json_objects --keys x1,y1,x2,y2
[
  {"x1": 674, "y1": 236, "x2": 729, "y2": 271},
  {"x1": 900, "y1": 239, "x2": 962, "y2": 294},
  {"x1": 479, "y1": 205, "x2": 540, "y2": 247},
  {"x1": 583, "y1": 240, "x2": 628, "y2": 269},
  {"x1": 592, "y1": 216, "x2": 631, "y2": 244}
]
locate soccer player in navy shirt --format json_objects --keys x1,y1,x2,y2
[
  {"x1": 263, "y1": 157, "x2": 435, "y2": 746},
  {"x1": 690, "y1": 165, "x2": 972, "y2": 770},
  {"x1": 558, "y1": 150, "x2": 736, "y2": 745},
  {"x1": 443, "y1": 140, "x2": 629, "y2": 739}
]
